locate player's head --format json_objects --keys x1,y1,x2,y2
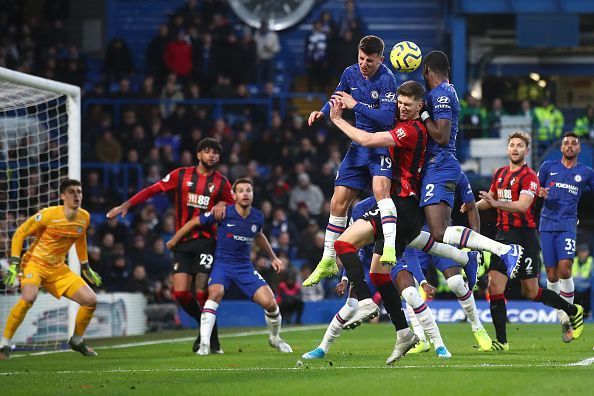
[
  {"x1": 560, "y1": 131, "x2": 580, "y2": 160},
  {"x1": 196, "y1": 137, "x2": 222, "y2": 170},
  {"x1": 232, "y1": 177, "x2": 254, "y2": 209},
  {"x1": 506, "y1": 131, "x2": 530, "y2": 165},
  {"x1": 422, "y1": 50, "x2": 450, "y2": 89},
  {"x1": 357, "y1": 35, "x2": 384, "y2": 78},
  {"x1": 60, "y1": 179, "x2": 83, "y2": 209},
  {"x1": 397, "y1": 81, "x2": 425, "y2": 121}
]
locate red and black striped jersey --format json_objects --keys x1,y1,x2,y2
[
  {"x1": 388, "y1": 119, "x2": 427, "y2": 198},
  {"x1": 128, "y1": 167, "x2": 234, "y2": 241},
  {"x1": 489, "y1": 164, "x2": 540, "y2": 231}
]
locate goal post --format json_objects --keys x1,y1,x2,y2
[{"x1": 0, "y1": 67, "x2": 81, "y2": 349}]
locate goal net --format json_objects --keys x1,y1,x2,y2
[{"x1": 0, "y1": 67, "x2": 80, "y2": 351}]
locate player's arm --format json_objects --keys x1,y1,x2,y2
[
  {"x1": 479, "y1": 191, "x2": 534, "y2": 213},
  {"x1": 329, "y1": 100, "x2": 395, "y2": 147},
  {"x1": 75, "y1": 233, "x2": 102, "y2": 286},
  {"x1": 333, "y1": 79, "x2": 397, "y2": 127},
  {"x1": 167, "y1": 214, "x2": 210, "y2": 250},
  {"x1": 4, "y1": 212, "x2": 46, "y2": 286},
  {"x1": 474, "y1": 171, "x2": 499, "y2": 211},
  {"x1": 422, "y1": 116, "x2": 451, "y2": 146},
  {"x1": 106, "y1": 169, "x2": 180, "y2": 219},
  {"x1": 212, "y1": 178, "x2": 234, "y2": 220},
  {"x1": 254, "y1": 232, "x2": 284, "y2": 274}
]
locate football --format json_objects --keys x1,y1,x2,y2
[{"x1": 390, "y1": 41, "x2": 422, "y2": 72}]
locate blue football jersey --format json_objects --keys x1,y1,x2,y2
[
  {"x1": 456, "y1": 171, "x2": 475, "y2": 204},
  {"x1": 200, "y1": 205, "x2": 264, "y2": 263},
  {"x1": 321, "y1": 63, "x2": 397, "y2": 134},
  {"x1": 538, "y1": 160, "x2": 594, "y2": 233},
  {"x1": 425, "y1": 81, "x2": 460, "y2": 161}
]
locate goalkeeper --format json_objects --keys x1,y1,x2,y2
[{"x1": 0, "y1": 179, "x2": 102, "y2": 359}]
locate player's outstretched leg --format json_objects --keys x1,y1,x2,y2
[
  {"x1": 401, "y1": 286, "x2": 451, "y2": 359},
  {"x1": 408, "y1": 231, "x2": 481, "y2": 289},
  {"x1": 377, "y1": 197, "x2": 398, "y2": 264},
  {"x1": 69, "y1": 305, "x2": 98, "y2": 357},
  {"x1": 336, "y1": 241, "x2": 380, "y2": 330},
  {"x1": 0, "y1": 298, "x2": 34, "y2": 360},
  {"x1": 531, "y1": 287, "x2": 585, "y2": 340},
  {"x1": 560, "y1": 277, "x2": 576, "y2": 342},
  {"x1": 443, "y1": 226, "x2": 524, "y2": 279},
  {"x1": 405, "y1": 303, "x2": 430, "y2": 354},
  {"x1": 302, "y1": 297, "x2": 358, "y2": 360},
  {"x1": 446, "y1": 274, "x2": 492, "y2": 351}
]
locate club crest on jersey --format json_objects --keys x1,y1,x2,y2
[
  {"x1": 371, "y1": 90, "x2": 379, "y2": 99},
  {"x1": 575, "y1": 174, "x2": 582, "y2": 182},
  {"x1": 76, "y1": 227, "x2": 83, "y2": 234},
  {"x1": 208, "y1": 183, "x2": 216, "y2": 193},
  {"x1": 510, "y1": 178, "x2": 516, "y2": 186},
  {"x1": 26, "y1": 273, "x2": 33, "y2": 279},
  {"x1": 35, "y1": 213, "x2": 42, "y2": 221},
  {"x1": 251, "y1": 224, "x2": 257, "y2": 232},
  {"x1": 173, "y1": 262, "x2": 179, "y2": 271}
]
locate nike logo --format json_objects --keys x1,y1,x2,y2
[
  {"x1": 350, "y1": 87, "x2": 358, "y2": 90},
  {"x1": 227, "y1": 223, "x2": 236, "y2": 227},
  {"x1": 550, "y1": 172, "x2": 558, "y2": 175}
]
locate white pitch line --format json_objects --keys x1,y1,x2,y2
[
  {"x1": 9, "y1": 325, "x2": 328, "y2": 358},
  {"x1": 564, "y1": 356, "x2": 594, "y2": 366},
  {"x1": 0, "y1": 361, "x2": 587, "y2": 376}
]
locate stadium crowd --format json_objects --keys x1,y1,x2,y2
[{"x1": 0, "y1": 0, "x2": 592, "y2": 320}]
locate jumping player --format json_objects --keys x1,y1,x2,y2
[
  {"x1": 304, "y1": 35, "x2": 399, "y2": 287},
  {"x1": 107, "y1": 138, "x2": 233, "y2": 353},
  {"x1": 420, "y1": 50, "x2": 523, "y2": 280},
  {"x1": 1, "y1": 179, "x2": 102, "y2": 359},
  {"x1": 167, "y1": 178, "x2": 292, "y2": 355},
  {"x1": 537, "y1": 132, "x2": 594, "y2": 342},
  {"x1": 475, "y1": 131, "x2": 584, "y2": 350}
]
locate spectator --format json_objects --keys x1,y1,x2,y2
[
  {"x1": 164, "y1": 30, "x2": 192, "y2": 79},
  {"x1": 573, "y1": 244, "x2": 593, "y2": 316},
  {"x1": 339, "y1": 0, "x2": 362, "y2": 37},
  {"x1": 276, "y1": 269, "x2": 304, "y2": 324},
  {"x1": 534, "y1": 98, "x2": 564, "y2": 152},
  {"x1": 574, "y1": 105, "x2": 594, "y2": 139},
  {"x1": 273, "y1": 231, "x2": 297, "y2": 259},
  {"x1": 289, "y1": 173, "x2": 324, "y2": 215},
  {"x1": 254, "y1": 20, "x2": 280, "y2": 84},
  {"x1": 105, "y1": 253, "x2": 133, "y2": 292},
  {"x1": 95, "y1": 130, "x2": 123, "y2": 163},
  {"x1": 146, "y1": 25, "x2": 171, "y2": 83},
  {"x1": 518, "y1": 99, "x2": 535, "y2": 120},
  {"x1": 127, "y1": 234, "x2": 152, "y2": 267},
  {"x1": 103, "y1": 37, "x2": 134, "y2": 85},
  {"x1": 486, "y1": 97, "x2": 507, "y2": 137},
  {"x1": 459, "y1": 92, "x2": 488, "y2": 138},
  {"x1": 126, "y1": 265, "x2": 153, "y2": 297},
  {"x1": 305, "y1": 20, "x2": 329, "y2": 91},
  {"x1": 160, "y1": 78, "x2": 184, "y2": 117},
  {"x1": 146, "y1": 238, "x2": 172, "y2": 282},
  {"x1": 96, "y1": 217, "x2": 129, "y2": 246},
  {"x1": 193, "y1": 33, "x2": 217, "y2": 94}
]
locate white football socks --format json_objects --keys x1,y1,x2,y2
[
  {"x1": 443, "y1": 226, "x2": 511, "y2": 257},
  {"x1": 408, "y1": 231, "x2": 469, "y2": 266},
  {"x1": 200, "y1": 300, "x2": 219, "y2": 346},
  {"x1": 401, "y1": 286, "x2": 444, "y2": 349},
  {"x1": 405, "y1": 303, "x2": 427, "y2": 343},
  {"x1": 322, "y1": 215, "x2": 348, "y2": 259},
  {"x1": 319, "y1": 298, "x2": 358, "y2": 353},
  {"x1": 265, "y1": 306, "x2": 282, "y2": 340},
  {"x1": 447, "y1": 274, "x2": 482, "y2": 332},
  {"x1": 377, "y1": 198, "x2": 397, "y2": 250}
]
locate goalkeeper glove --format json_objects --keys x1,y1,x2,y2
[
  {"x1": 4, "y1": 257, "x2": 21, "y2": 287},
  {"x1": 81, "y1": 262, "x2": 102, "y2": 286}
]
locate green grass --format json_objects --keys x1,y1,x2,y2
[{"x1": 2, "y1": 323, "x2": 593, "y2": 395}]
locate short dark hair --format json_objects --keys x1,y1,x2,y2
[
  {"x1": 562, "y1": 131, "x2": 579, "y2": 140},
  {"x1": 232, "y1": 177, "x2": 253, "y2": 192},
  {"x1": 60, "y1": 179, "x2": 81, "y2": 194},
  {"x1": 424, "y1": 50, "x2": 449, "y2": 76},
  {"x1": 358, "y1": 35, "x2": 384, "y2": 56},
  {"x1": 196, "y1": 137, "x2": 222, "y2": 154},
  {"x1": 397, "y1": 81, "x2": 425, "y2": 100}
]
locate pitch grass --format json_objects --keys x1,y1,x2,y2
[{"x1": 1, "y1": 323, "x2": 593, "y2": 395}]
